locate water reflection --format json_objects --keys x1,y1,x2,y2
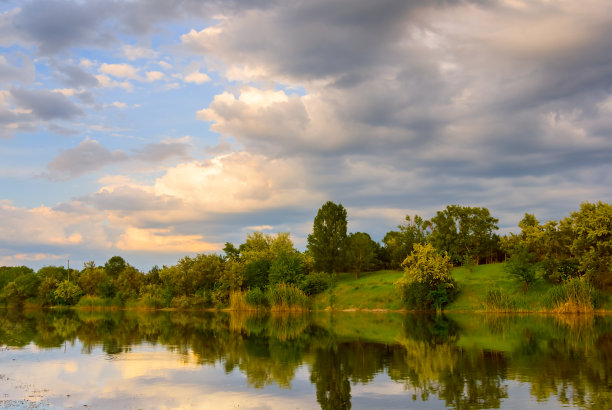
[{"x1": 1, "y1": 308, "x2": 612, "y2": 409}]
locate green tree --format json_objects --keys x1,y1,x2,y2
[
  {"x1": 307, "y1": 201, "x2": 348, "y2": 273},
  {"x1": 345, "y1": 232, "x2": 377, "y2": 278},
  {"x1": 114, "y1": 265, "x2": 144, "y2": 299},
  {"x1": 504, "y1": 246, "x2": 538, "y2": 291},
  {"x1": 78, "y1": 261, "x2": 107, "y2": 295},
  {"x1": 53, "y1": 280, "x2": 83, "y2": 305},
  {"x1": 220, "y1": 259, "x2": 245, "y2": 291},
  {"x1": 429, "y1": 205, "x2": 499, "y2": 265},
  {"x1": 223, "y1": 242, "x2": 240, "y2": 261},
  {"x1": 269, "y1": 252, "x2": 305, "y2": 286},
  {"x1": 104, "y1": 256, "x2": 127, "y2": 279},
  {"x1": 567, "y1": 201, "x2": 612, "y2": 290},
  {"x1": 159, "y1": 254, "x2": 225, "y2": 297},
  {"x1": 395, "y1": 243, "x2": 457, "y2": 311},
  {"x1": 383, "y1": 215, "x2": 430, "y2": 269},
  {"x1": 244, "y1": 259, "x2": 271, "y2": 289},
  {"x1": 501, "y1": 214, "x2": 575, "y2": 283},
  {"x1": 0, "y1": 266, "x2": 35, "y2": 290}
]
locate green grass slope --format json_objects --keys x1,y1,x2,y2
[
  {"x1": 312, "y1": 263, "x2": 611, "y2": 312},
  {"x1": 311, "y1": 270, "x2": 404, "y2": 310},
  {"x1": 446, "y1": 263, "x2": 555, "y2": 312}
]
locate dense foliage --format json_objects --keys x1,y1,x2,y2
[
  {"x1": 502, "y1": 201, "x2": 612, "y2": 291},
  {"x1": 0, "y1": 201, "x2": 611, "y2": 311},
  {"x1": 395, "y1": 243, "x2": 458, "y2": 310}
]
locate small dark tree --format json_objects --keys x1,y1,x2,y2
[
  {"x1": 307, "y1": 201, "x2": 348, "y2": 273},
  {"x1": 504, "y1": 246, "x2": 538, "y2": 292},
  {"x1": 104, "y1": 256, "x2": 127, "y2": 279}
]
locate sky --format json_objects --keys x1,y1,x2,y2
[{"x1": 1, "y1": 0, "x2": 611, "y2": 271}]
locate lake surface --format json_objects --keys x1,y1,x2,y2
[{"x1": 1, "y1": 309, "x2": 611, "y2": 409}]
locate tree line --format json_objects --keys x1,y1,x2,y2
[{"x1": 0, "y1": 200, "x2": 610, "y2": 309}]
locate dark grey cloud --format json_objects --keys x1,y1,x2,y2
[
  {"x1": 80, "y1": 186, "x2": 182, "y2": 212},
  {"x1": 43, "y1": 139, "x2": 193, "y2": 180},
  {"x1": 195, "y1": 0, "x2": 612, "y2": 191},
  {"x1": 13, "y1": 0, "x2": 115, "y2": 55},
  {"x1": 132, "y1": 141, "x2": 190, "y2": 162},
  {"x1": 46, "y1": 123, "x2": 80, "y2": 136},
  {"x1": 44, "y1": 139, "x2": 128, "y2": 180},
  {"x1": 10, "y1": 87, "x2": 83, "y2": 120},
  {"x1": 75, "y1": 90, "x2": 96, "y2": 106},
  {"x1": 0, "y1": 54, "x2": 35, "y2": 84},
  {"x1": 53, "y1": 63, "x2": 100, "y2": 88}
]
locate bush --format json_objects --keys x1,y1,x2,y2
[
  {"x1": 395, "y1": 243, "x2": 457, "y2": 311},
  {"x1": 244, "y1": 287, "x2": 269, "y2": 308},
  {"x1": 269, "y1": 252, "x2": 305, "y2": 286},
  {"x1": 483, "y1": 288, "x2": 518, "y2": 312},
  {"x1": 543, "y1": 278, "x2": 604, "y2": 312},
  {"x1": 504, "y1": 246, "x2": 538, "y2": 291},
  {"x1": 267, "y1": 284, "x2": 309, "y2": 312},
  {"x1": 211, "y1": 285, "x2": 230, "y2": 308},
  {"x1": 76, "y1": 295, "x2": 109, "y2": 309},
  {"x1": 301, "y1": 272, "x2": 330, "y2": 295},
  {"x1": 53, "y1": 280, "x2": 83, "y2": 305},
  {"x1": 171, "y1": 295, "x2": 191, "y2": 309}
]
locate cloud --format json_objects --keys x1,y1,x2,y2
[
  {"x1": 43, "y1": 138, "x2": 192, "y2": 180},
  {"x1": 0, "y1": 252, "x2": 68, "y2": 266},
  {"x1": 116, "y1": 226, "x2": 220, "y2": 253},
  {"x1": 99, "y1": 63, "x2": 140, "y2": 79},
  {"x1": 1, "y1": 0, "x2": 612, "y2": 269},
  {"x1": 10, "y1": 87, "x2": 83, "y2": 120},
  {"x1": 53, "y1": 63, "x2": 100, "y2": 88},
  {"x1": 0, "y1": 54, "x2": 35, "y2": 84},
  {"x1": 110, "y1": 101, "x2": 128, "y2": 109},
  {"x1": 122, "y1": 45, "x2": 159, "y2": 61},
  {"x1": 71, "y1": 151, "x2": 323, "y2": 232},
  {"x1": 0, "y1": 199, "x2": 110, "y2": 250},
  {"x1": 145, "y1": 71, "x2": 164, "y2": 82},
  {"x1": 13, "y1": 0, "x2": 115, "y2": 55},
  {"x1": 44, "y1": 138, "x2": 128, "y2": 180},
  {"x1": 132, "y1": 140, "x2": 191, "y2": 162},
  {"x1": 98, "y1": 64, "x2": 164, "y2": 84},
  {"x1": 184, "y1": 71, "x2": 210, "y2": 84}
]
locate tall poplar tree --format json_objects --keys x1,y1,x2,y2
[{"x1": 307, "y1": 201, "x2": 348, "y2": 273}]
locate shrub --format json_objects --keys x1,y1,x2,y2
[
  {"x1": 301, "y1": 272, "x2": 330, "y2": 295},
  {"x1": 244, "y1": 287, "x2": 269, "y2": 308},
  {"x1": 395, "y1": 243, "x2": 457, "y2": 311},
  {"x1": 504, "y1": 246, "x2": 538, "y2": 291},
  {"x1": 53, "y1": 280, "x2": 83, "y2": 305},
  {"x1": 483, "y1": 288, "x2": 518, "y2": 312},
  {"x1": 267, "y1": 284, "x2": 309, "y2": 312},
  {"x1": 211, "y1": 285, "x2": 230, "y2": 308},
  {"x1": 543, "y1": 278, "x2": 604, "y2": 312},
  {"x1": 171, "y1": 295, "x2": 191, "y2": 309},
  {"x1": 269, "y1": 252, "x2": 305, "y2": 286},
  {"x1": 76, "y1": 295, "x2": 109, "y2": 309}
]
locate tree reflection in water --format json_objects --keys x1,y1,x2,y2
[{"x1": 1, "y1": 307, "x2": 612, "y2": 409}]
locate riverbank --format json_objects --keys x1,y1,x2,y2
[
  {"x1": 8, "y1": 263, "x2": 611, "y2": 313},
  {"x1": 312, "y1": 263, "x2": 612, "y2": 312}
]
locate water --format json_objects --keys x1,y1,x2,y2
[{"x1": 1, "y1": 309, "x2": 611, "y2": 409}]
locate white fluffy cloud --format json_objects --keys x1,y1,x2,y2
[{"x1": 184, "y1": 71, "x2": 210, "y2": 84}]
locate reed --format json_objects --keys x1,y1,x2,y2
[
  {"x1": 543, "y1": 278, "x2": 597, "y2": 313},
  {"x1": 267, "y1": 284, "x2": 309, "y2": 312},
  {"x1": 482, "y1": 288, "x2": 520, "y2": 312}
]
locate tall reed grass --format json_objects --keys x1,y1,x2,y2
[
  {"x1": 230, "y1": 285, "x2": 310, "y2": 311},
  {"x1": 267, "y1": 284, "x2": 309, "y2": 312},
  {"x1": 482, "y1": 288, "x2": 522, "y2": 312},
  {"x1": 543, "y1": 278, "x2": 600, "y2": 313},
  {"x1": 230, "y1": 289, "x2": 268, "y2": 311}
]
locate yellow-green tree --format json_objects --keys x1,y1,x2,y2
[{"x1": 395, "y1": 243, "x2": 457, "y2": 311}]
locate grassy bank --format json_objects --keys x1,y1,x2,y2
[{"x1": 311, "y1": 263, "x2": 612, "y2": 312}]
